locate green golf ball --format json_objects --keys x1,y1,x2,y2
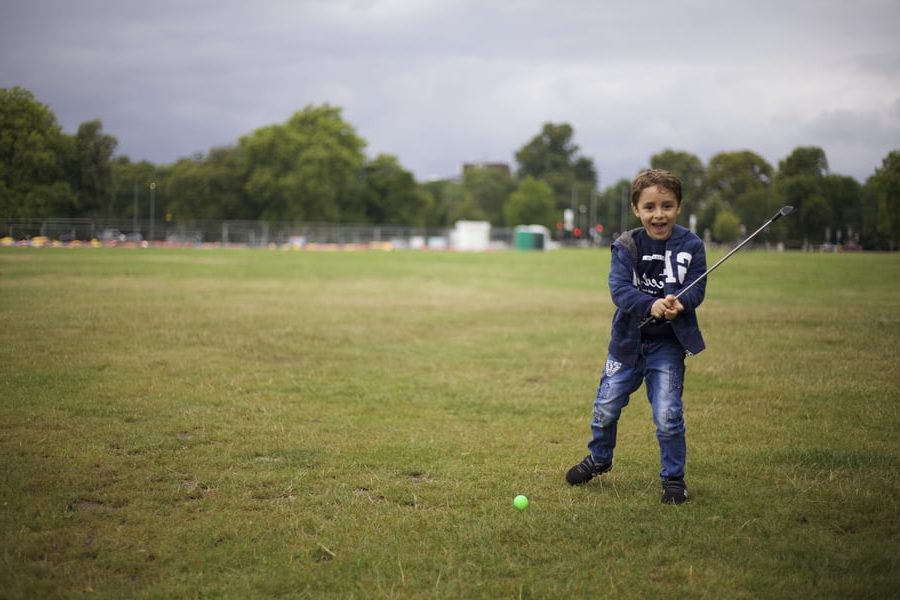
[{"x1": 513, "y1": 495, "x2": 528, "y2": 510}]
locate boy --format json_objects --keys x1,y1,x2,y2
[{"x1": 565, "y1": 169, "x2": 707, "y2": 504}]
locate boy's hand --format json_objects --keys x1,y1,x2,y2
[
  {"x1": 662, "y1": 294, "x2": 684, "y2": 320},
  {"x1": 650, "y1": 298, "x2": 669, "y2": 320},
  {"x1": 650, "y1": 295, "x2": 684, "y2": 321}
]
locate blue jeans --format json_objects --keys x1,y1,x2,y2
[{"x1": 587, "y1": 339, "x2": 687, "y2": 480}]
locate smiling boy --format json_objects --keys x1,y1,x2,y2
[{"x1": 566, "y1": 169, "x2": 708, "y2": 504}]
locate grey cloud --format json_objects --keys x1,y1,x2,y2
[{"x1": 1, "y1": 0, "x2": 898, "y2": 183}]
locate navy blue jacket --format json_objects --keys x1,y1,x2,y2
[{"x1": 607, "y1": 225, "x2": 707, "y2": 366}]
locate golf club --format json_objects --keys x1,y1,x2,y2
[{"x1": 640, "y1": 205, "x2": 794, "y2": 328}]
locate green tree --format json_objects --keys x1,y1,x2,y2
[
  {"x1": 596, "y1": 178, "x2": 636, "y2": 237},
  {"x1": 706, "y1": 150, "x2": 773, "y2": 201},
  {"x1": 822, "y1": 174, "x2": 862, "y2": 245},
  {"x1": 462, "y1": 167, "x2": 515, "y2": 226},
  {"x1": 504, "y1": 176, "x2": 557, "y2": 229},
  {"x1": 419, "y1": 179, "x2": 453, "y2": 226},
  {"x1": 704, "y1": 150, "x2": 773, "y2": 240},
  {"x1": 110, "y1": 157, "x2": 159, "y2": 226},
  {"x1": 773, "y1": 151, "x2": 861, "y2": 247},
  {"x1": 239, "y1": 104, "x2": 366, "y2": 223},
  {"x1": 732, "y1": 187, "x2": 786, "y2": 242},
  {"x1": 514, "y1": 122, "x2": 597, "y2": 213},
  {"x1": 0, "y1": 86, "x2": 76, "y2": 217},
  {"x1": 778, "y1": 146, "x2": 828, "y2": 178},
  {"x1": 360, "y1": 154, "x2": 431, "y2": 226},
  {"x1": 777, "y1": 175, "x2": 829, "y2": 245},
  {"x1": 712, "y1": 208, "x2": 741, "y2": 243},
  {"x1": 165, "y1": 154, "x2": 213, "y2": 220},
  {"x1": 697, "y1": 195, "x2": 726, "y2": 240},
  {"x1": 72, "y1": 119, "x2": 117, "y2": 217},
  {"x1": 775, "y1": 146, "x2": 834, "y2": 245},
  {"x1": 422, "y1": 179, "x2": 488, "y2": 226},
  {"x1": 444, "y1": 182, "x2": 486, "y2": 225},
  {"x1": 163, "y1": 146, "x2": 250, "y2": 221},
  {"x1": 649, "y1": 149, "x2": 705, "y2": 222},
  {"x1": 205, "y1": 146, "x2": 253, "y2": 220},
  {"x1": 863, "y1": 150, "x2": 900, "y2": 250}
]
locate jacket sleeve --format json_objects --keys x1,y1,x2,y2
[
  {"x1": 674, "y1": 238, "x2": 707, "y2": 312},
  {"x1": 609, "y1": 245, "x2": 656, "y2": 317}
]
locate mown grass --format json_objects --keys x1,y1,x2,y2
[{"x1": 1, "y1": 247, "x2": 898, "y2": 598}]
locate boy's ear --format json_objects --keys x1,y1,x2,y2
[{"x1": 631, "y1": 203, "x2": 640, "y2": 218}]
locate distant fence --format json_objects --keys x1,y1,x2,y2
[{"x1": 0, "y1": 217, "x2": 518, "y2": 248}]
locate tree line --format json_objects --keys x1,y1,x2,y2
[{"x1": 2, "y1": 86, "x2": 898, "y2": 249}]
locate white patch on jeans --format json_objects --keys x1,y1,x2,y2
[{"x1": 605, "y1": 359, "x2": 622, "y2": 377}]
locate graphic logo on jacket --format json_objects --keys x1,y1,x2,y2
[{"x1": 635, "y1": 251, "x2": 693, "y2": 295}]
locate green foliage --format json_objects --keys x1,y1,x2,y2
[
  {"x1": 239, "y1": 105, "x2": 367, "y2": 223},
  {"x1": 424, "y1": 178, "x2": 497, "y2": 227},
  {"x1": 778, "y1": 146, "x2": 828, "y2": 178},
  {"x1": 109, "y1": 157, "x2": 159, "y2": 223},
  {"x1": 731, "y1": 187, "x2": 788, "y2": 242},
  {"x1": 706, "y1": 150, "x2": 773, "y2": 201},
  {"x1": 444, "y1": 182, "x2": 487, "y2": 224},
  {"x1": 0, "y1": 87, "x2": 77, "y2": 217},
  {"x1": 72, "y1": 120, "x2": 118, "y2": 217},
  {"x1": 504, "y1": 176, "x2": 557, "y2": 228},
  {"x1": 161, "y1": 147, "x2": 251, "y2": 221},
  {"x1": 462, "y1": 167, "x2": 515, "y2": 226},
  {"x1": 419, "y1": 179, "x2": 455, "y2": 226},
  {"x1": 695, "y1": 194, "x2": 723, "y2": 239},
  {"x1": 516, "y1": 123, "x2": 577, "y2": 174},
  {"x1": 822, "y1": 174, "x2": 862, "y2": 243},
  {"x1": 863, "y1": 150, "x2": 900, "y2": 250},
  {"x1": 163, "y1": 155, "x2": 209, "y2": 220},
  {"x1": 712, "y1": 208, "x2": 741, "y2": 243},
  {"x1": 360, "y1": 154, "x2": 431, "y2": 226},
  {"x1": 596, "y1": 177, "x2": 637, "y2": 236},
  {"x1": 0, "y1": 86, "x2": 896, "y2": 249},
  {"x1": 514, "y1": 122, "x2": 597, "y2": 212},
  {"x1": 732, "y1": 188, "x2": 777, "y2": 232}
]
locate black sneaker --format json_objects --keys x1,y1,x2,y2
[
  {"x1": 661, "y1": 477, "x2": 688, "y2": 504},
  {"x1": 566, "y1": 454, "x2": 612, "y2": 485}
]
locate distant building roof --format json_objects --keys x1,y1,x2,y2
[{"x1": 462, "y1": 162, "x2": 511, "y2": 177}]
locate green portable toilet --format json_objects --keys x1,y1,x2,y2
[{"x1": 514, "y1": 225, "x2": 547, "y2": 250}]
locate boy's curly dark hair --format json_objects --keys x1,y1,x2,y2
[{"x1": 631, "y1": 169, "x2": 683, "y2": 206}]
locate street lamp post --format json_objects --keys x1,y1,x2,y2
[
  {"x1": 149, "y1": 182, "x2": 156, "y2": 244},
  {"x1": 133, "y1": 182, "x2": 138, "y2": 236}
]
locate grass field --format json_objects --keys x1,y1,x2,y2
[{"x1": 1, "y1": 246, "x2": 898, "y2": 598}]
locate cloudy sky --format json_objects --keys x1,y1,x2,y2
[{"x1": 2, "y1": 0, "x2": 898, "y2": 185}]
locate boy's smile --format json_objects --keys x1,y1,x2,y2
[{"x1": 633, "y1": 185, "x2": 682, "y2": 241}]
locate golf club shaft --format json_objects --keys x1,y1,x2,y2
[{"x1": 639, "y1": 206, "x2": 792, "y2": 328}]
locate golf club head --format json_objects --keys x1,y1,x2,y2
[{"x1": 772, "y1": 206, "x2": 794, "y2": 221}]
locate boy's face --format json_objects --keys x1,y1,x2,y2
[{"x1": 632, "y1": 185, "x2": 682, "y2": 241}]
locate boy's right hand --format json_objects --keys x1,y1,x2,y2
[
  {"x1": 663, "y1": 296, "x2": 684, "y2": 320},
  {"x1": 650, "y1": 295, "x2": 684, "y2": 321}
]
